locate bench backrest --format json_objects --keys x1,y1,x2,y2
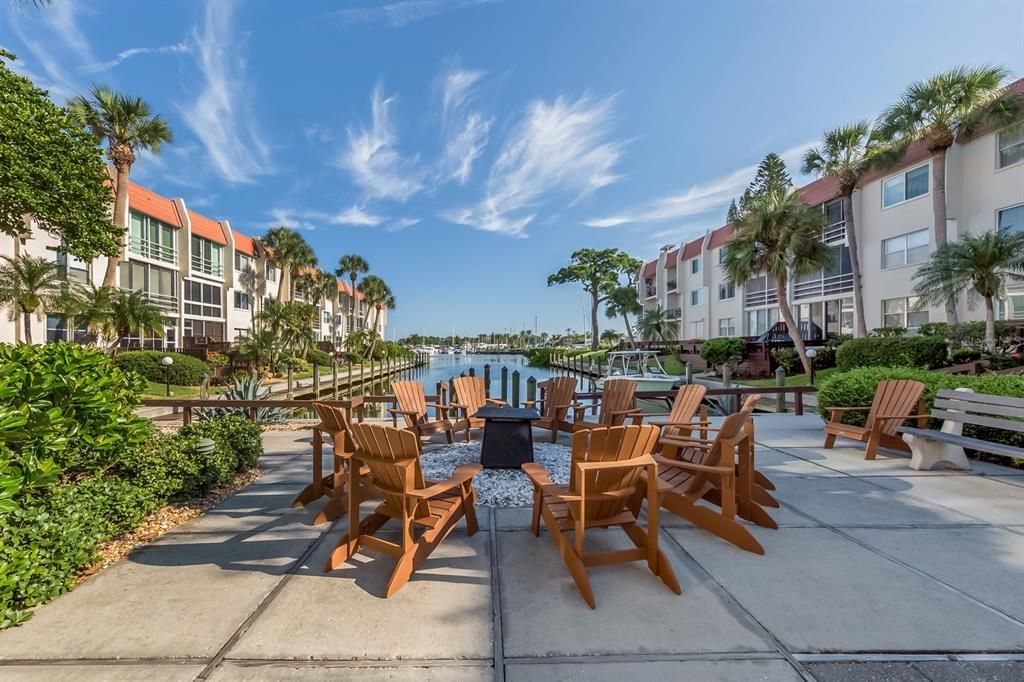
[{"x1": 933, "y1": 389, "x2": 1024, "y2": 433}]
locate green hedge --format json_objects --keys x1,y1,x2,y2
[
  {"x1": 816, "y1": 367, "x2": 1024, "y2": 451},
  {"x1": 112, "y1": 351, "x2": 209, "y2": 385},
  {"x1": 0, "y1": 344, "x2": 262, "y2": 629},
  {"x1": 835, "y1": 337, "x2": 948, "y2": 372}
]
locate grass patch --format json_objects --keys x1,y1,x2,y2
[
  {"x1": 141, "y1": 382, "x2": 225, "y2": 399},
  {"x1": 738, "y1": 367, "x2": 838, "y2": 388},
  {"x1": 661, "y1": 356, "x2": 686, "y2": 375}
]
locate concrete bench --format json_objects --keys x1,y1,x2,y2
[{"x1": 897, "y1": 388, "x2": 1024, "y2": 470}]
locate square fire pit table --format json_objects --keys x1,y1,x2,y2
[{"x1": 474, "y1": 406, "x2": 541, "y2": 469}]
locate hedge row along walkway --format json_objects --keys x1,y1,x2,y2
[{"x1": 1, "y1": 416, "x2": 1023, "y2": 681}]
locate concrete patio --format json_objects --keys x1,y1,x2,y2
[{"x1": 2, "y1": 414, "x2": 1023, "y2": 681}]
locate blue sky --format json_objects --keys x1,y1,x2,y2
[{"x1": 3, "y1": 0, "x2": 1022, "y2": 337}]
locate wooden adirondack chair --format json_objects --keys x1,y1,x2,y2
[
  {"x1": 389, "y1": 380, "x2": 460, "y2": 450},
  {"x1": 324, "y1": 422, "x2": 482, "y2": 597},
  {"x1": 523, "y1": 376, "x2": 578, "y2": 443},
  {"x1": 637, "y1": 396, "x2": 768, "y2": 554},
  {"x1": 450, "y1": 375, "x2": 507, "y2": 442},
  {"x1": 522, "y1": 424, "x2": 681, "y2": 608},
  {"x1": 823, "y1": 379, "x2": 928, "y2": 460},
  {"x1": 572, "y1": 378, "x2": 643, "y2": 431},
  {"x1": 633, "y1": 384, "x2": 709, "y2": 444},
  {"x1": 291, "y1": 402, "x2": 375, "y2": 524}
]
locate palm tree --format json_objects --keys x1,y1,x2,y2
[
  {"x1": 723, "y1": 187, "x2": 830, "y2": 376},
  {"x1": 0, "y1": 255, "x2": 63, "y2": 343},
  {"x1": 877, "y1": 65, "x2": 1019, "y2": 324},
  {"x1": 913, "y1": 231, "x2": 1024, "y2": 353},
  {"x1": 107, "y1": 289, "x2": 166, "y2": 349},
  {"x1": 605, "y1": 285, "x2": 642, "y2": 347},
  {"x1": 600, "y1": 329, "x2": 621, "y2": 346},
  {"x1": 262, "y1": 227, "x2": 317, "y2": 302},
  {"x1": 802, "y1": 122, "x2": 898, "y2": 337},
  {"x1": 357, "y1": 275, "x2": 393, "y2": 358},
  {"x1": 68, "y1": 86, "x2": 173, "y2": 288},
  {"x1": 336, "y1": 254, "x2": 369, "y2": 338},
  {"x1": 636, "y1": 307, "x2": 678, "y2": 343}
]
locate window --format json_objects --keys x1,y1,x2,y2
[
  {"x1": 691, "y1": 258, "x2": 701, "y2": 274},
  {"x1": 882, "y1": 229, "x2": 929, "y2": 268},
  {"x1": 882, "y1": 164, "x2": 929, "y2": 207},
  {"x1": 644, "y1": 278, "x2": 656, "y2": 298},
  {"x1": 234, "y1": 251, "x2": 253, "y2": 273},
  {"x1": 998, "y1": 123, "x2": 1024, "y2": 168},
  {"x1": 718, "y1": 317, "x2": 736, "y2": 337},
  {"x1": 824, "y1": 198, "x2": 844, "y2": 227},
  {"x1": 119, "y1": 261, "x2": 177, "y2": 308},
  {"x1": 1002, "y1": 294, "x2": 1024, "y2": 320},
  {"x1": 690, "y1": 289, "x2": 704, "y2": 306},
  {"x1": 718, "y1": 281, "x2": 735, "y2": 300},
  {"x1": 746, "y1": 307, "x2": 779, "y2": 336},
  {"x1": 998, "y1": 204, "x2": 1024, "y2": 235},
  {"x1": 46, "y1": 314, "x2": 66, "y2": 343},
  {"x1": 882, "y1": 296, "x2": 928, "y2": 329},
  {"x1": 183, "y1": 319, "x2": 224, "y2": 342},
  {"x1": 718, "y1": 248, "x2": 726, "y2": 265},
  {"x1": 233, "y1": 291, "x2": 250, "y2": 310},
  {"x1": 689, "y1": 321, "x2": 704, "y2": 339},
  {"x1": 129, "y1": 211, "x2": 177, "y2": 263},
  {"x1": 190, "y1": 236, "x2": 224, "y2": 276},
  {"x1": 46, "y1": 246, "x2": 89, "y2": 283},
  {"x1": 184, "y1": 280, "x2": 222, "y2": 317},
  {"x1": 267, "y1": 264, "x2": 278, "y2": 282}
]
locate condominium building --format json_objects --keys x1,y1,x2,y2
[
  {"x1": 639, "y1": 80, "x2": 1024, "y2": 341},
  {"x1": 0, "y1": 179, "x2": 387, "y2": 348}
]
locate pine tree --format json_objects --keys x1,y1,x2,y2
[{"x1": 750, "y1": 152, "x2": 792, "y2": 195}]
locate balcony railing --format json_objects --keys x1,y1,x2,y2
[
  {"x1": 822, "y1": 220, "x2": 847, "y2": 245},
  {"x1": 644, "y1": 283, "x2": 657, "y2": 298},
  {"x1": 666, "y1": 279, "x2": 678, "y2": 292},
  {"x1": 190, "y1": 254, "x2": 224, "y2": 277},
  {"x1": 666, "y1": 307, "x2": 682, "y2": 320},
  {"x1": 123, "y1": 288, "x2": 178, "y2": 311},
  {"x1": 129, "y1": 237, "x2": 177, "y2": 264},
  {"x1": 745, "y1": 288, "x2": 778, "y2": 308},
  {"x1": 793, "y1": 272, "x2": 854, "y2": 300}
]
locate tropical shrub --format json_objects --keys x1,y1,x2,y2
[
  {"x1": 307, "y1": 348, "x2": 332, "y2": 367},
  {"x1": 206, "y1": 352, "x2": 229, "y2": 368},
  {"x1": 835, "y1": 336, "x2": 948, "y2": 372},
  {"x1": 771, "y1": 347, "x2": 803, "y2": 375},
  {"x1": 950, "y1": 348, "x2": 983, "y2": 364},
  {"x1": 198, "y1": 374, "x2": 287, "y2": 424},
  {"x1": 869, "y1": 326, "x2": 906, "y2": 337},
  {"x1": 700, "y1": 337, "x2": 746, "y2": 371},
  {"x1": 817, "y1": 367, "x2": 1024, "y2": 449},
  {"x1": 112, "y1": 350, "x2": 209, "y2": 386},
  {"x1": 283, "y1": 356, "x2": 311, "y2": 374},
  {"x1": 181, "y1": 416, "x2": 263, "y2": 474}
]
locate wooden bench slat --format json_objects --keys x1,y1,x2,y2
[
  {"x1": 930, "y1": 410, "x2": 1024, "y2": 433},
  {"x1": 935, "y1": 390, "x2": 1024, "y2": 409},
  {"x1": 898, "y1": 426, "x2": 1024, "y2": 458},
  {"x1": 933, "y1": 398, "x2": 1024, "y2": 420}
]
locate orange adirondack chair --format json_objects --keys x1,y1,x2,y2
[
  {"x1": 638, "y1": 396, "x2": 769, "y2": 554},
  {"x1": 324, "y1": 422, "x2": 481, "y2": 597},
  {"x1": 522, "y1": 424, "x2": 681, "y2": 608},
  {"x1": 290, "y1": 402, "x2": 375, "y2": 524},
  {"x1": 633, "y1": 383, "x2": 709, "y2": 444},
  {"x1": 823, "y1": 379, "x2": 928, "y2": 459},
  {"x1": 450, "y1": 375, "x2": 507, "y2": 442},
  {"x1": 388, "y1": 380, "x2": 460, "y2": 450},
  {"x1": 571, "y1": 378, "x2": 643, "y2": 431},
  {"x1": 523, "y1": 376, "x2": 578, "y2": 443}
]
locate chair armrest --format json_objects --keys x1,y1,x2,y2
[
  {"x1": 411, "y1": 463, "x2": 482, "y2": 499},
  {"x1": 654, "y1": 455, "x2": 732, "y2": 475},
  {"x1": 874, "y1": 413, "x2": 930, "y2": 422},
  {"x1": 522, "y1": 462, "x2": 553, "y2": 488},
  {"x1": 387, "y1": 408, "x2": 420, "y2": 417},
  {"x1": 486, "y1": 399, "x2": 507, "y2": 406},
  {"x1": 825, "y1": 406, "x2": 871, "y2": 417},
  {"x1": 609, "y1": 408, "x2": 643, "y2": 416},
  {"x1": 575, "y1": 455, "x2": 654, "y2": 472}
]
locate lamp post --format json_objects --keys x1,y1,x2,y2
[
  {"x1": 806, "y1": 348, "x2": 818, "y2": 386},
  {"x1": 161, "y1": 355, "x2": 174, "y2": 396}
]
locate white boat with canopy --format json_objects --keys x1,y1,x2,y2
[{"x1": 595, "y1": 351, "x2": 684, "y2": 392}]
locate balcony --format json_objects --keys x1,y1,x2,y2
[
  {"x1": 745, "y1": 288, "x2": 778, "y2": 308},
  {"x1": 129, "y1": 237, "x2": 177, "y2": 264},
  {"x1": 644, "y1": 280, "x2": 657, "y2": 299},
  {"x1": 124, "y1": 288, "x2": 178, "y2": 311},
  {"x1": 191, "y1": 254, "x2": 224, "y2": 278},
  {"x1": 793, "y1": 272, "x2": 854, "y2": 300},
  {"x1": 822, "y1": 220, "x2": 847, "y2": 245},
  {"x1": 666, "y1": 307, "x2": 682, "y2": 320},
  {"x1": 666, "y1": 279, "x2": 678, "y2": 292}
]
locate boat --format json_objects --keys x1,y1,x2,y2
[{"x1": 595, "y1": 351, "x2": 684, "y2": 392}]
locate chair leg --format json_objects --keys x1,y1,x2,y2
[
  {"x1": 445, "y1": 428, "x2": 454, "y2": 444},
  {"x1": 462, "y1": 486, "x2": 480, "y2": 536},
  {"x1": 823, "y1": 432, "x2": 837, "y2": 449},
  {"x1": 623, "y1": 524, "x2": 681, "y2": 595},
  {"x1": 865, "y1": 428, "x2": 882, "y2": 460},
  {"x1": 754, "y1": 470, "x2": 776, "y2": 492},
  {"x1": 385, "y1": 548, "x2": 417, "y2": 598},
  {"x1": 662, "y1": 496, "x2": 765, "y2": 555},
  {"x1": 529, "y1": 488, "x2": 543, "y2": 536}
]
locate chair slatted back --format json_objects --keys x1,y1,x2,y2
[
  {"x1": 452, "y1": 376, "x2": 487, "y2": 415},
  {"x1": 392, "y1": 380, "x2": 428, "y2": 426},
  {"x1": 569, "y1": 424, "x2": 660, "y2": 522},
  {"x1": 312, "y1": 402, "x2": 354, "y2": 453},
  {"x1": 349, "y1": 421, "x2": 430, "y2": 520},
  {"x1": 671, "y1": 395, "x2": 761, "y2": 467},
  {"x1": 599, "y1": 379, "x2": 637, "y2": 426},
  {"x1": 539, "y1": 376, "x2": 578, "y2": 420},
  {"x1": 866, "y1": 380, "x2": 925, "y2": 436},
  {"x1": 668, "y1": 384, "x2": 707, "y2": 423}
]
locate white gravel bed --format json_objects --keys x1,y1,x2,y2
[{"x1": 419, "y1": 442, "x2": 571, "y2": 507}]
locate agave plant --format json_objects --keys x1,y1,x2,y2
[{"x1": 198, "y1": 372, "x2": 287, "y2": 424}]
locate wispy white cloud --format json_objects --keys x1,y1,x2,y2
[
  {"x1": 334, "y1": 0, "x2": 493, "y2": 28},
  {"x1": 264, "y1": 206, "x2": 389, "y2": 230},
  {"x1": 444, "y1": 93, "x2": 625, "y2": 237},
  {"x1": 331, "y1": 205, "x2": 385, "y2": 226},
  {"x1": 81, "y1": 42, "x2": 190, "y2": 74},
  {"x1": 438, "y1": 66, "x2": 492, "y2": 184},
  {"x1": 179, "y1": 1, "x2": 273, "y2": 184},
  {"x1": 581, "y1": 140, "x2": 816, "y2": 228},
  {"x1": 339, "y1": 83, "x2": 426, "y2": 201},
  {"x1": 386, "y1": 217, "x2": 421, "y2": 232},
  {"x1": 265, "y1": 209, "x2": 318, "y2": 231},
  {"x1": 303, "y1": 123, "x2": 336, "y2": 143},
  {"x1": 6, "y1": 1, "x2": 94, "y2": 99}
]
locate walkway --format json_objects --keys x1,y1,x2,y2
[{"x1": 2, "y1": 415, "x2": 1023, "y2": 681}]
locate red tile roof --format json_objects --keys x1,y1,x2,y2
[
  {"x1": 642, "y1": 260, "x2": 657, "y2": 278},
  {"x1": 797, "y1": 176, "x2": 842, "y2": 206},
  {"x1": 664, "y1": 249, "x2": 679, "y2": 265},
  {"x1": 681, "y1": 236, "x2": 703, "y2": 260},
  {"x1": 232, "y1": 230, "x2": 257, "y2": 256},
  {"x1": 188, "y1": 210, "x2": 227, "y2": 245},
  {"x1": 127, "y1": 182, "x2": 182, "y2": 227},
  {"x1": 707, "y1": 225, "x2": 733, "y2": 249}
]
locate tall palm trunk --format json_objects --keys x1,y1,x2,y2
[
  {"x1": 984, "y1": 294, "x2": 996, "y2": 354},
  {"x1": 931, "y1": 147, "x2": 959, "y2": 325},
  {"x1": 276, "y1": 270, "x2": 287, "y2": 302},
  {"x1": 22, "y1": 309, "x2": 33, "y2": 344},
  {"x1": 621, "y1": 313, "x2": 635, "y2": 348},
  {"x1": 363, "y1": 306, "x2": 381, "y2": 360},
  {"x1": 776, "y1": 279, "x2": 813, "y2": 376},
  {"x1": 349, "y1": 274, "x2": 357, "y2": 336},
  {"x1": 103, "y1": 164, "x2": 131, "y2": 288},
  {"x1": 589, "y1": 293, "x2": 599, "y2": 351},
  {"x1": 842, "y1": 193, "x2": 868, "y2": 337}
]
